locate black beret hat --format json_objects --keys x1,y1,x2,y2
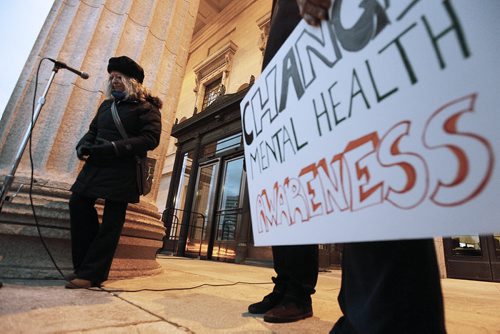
[{"x1": 107, "y1": 56, "x2": 145, "y2": 83}]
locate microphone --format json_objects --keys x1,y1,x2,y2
[{"x1": 47, "y1": 58, "x2": 89, "y2": 79}]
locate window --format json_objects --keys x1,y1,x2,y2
[
  {"x1": 193, "y1": 41, "x2": 238, "y2": 113},
  {"x1": 202, "y1": 133, "x2": 242, "y2": 157},
  {"x1": 201, "y1": 77, "x2": 222, "y2": 110},
  {"x1": 450, "y1": 235, "x2": 482, "y2": 256}
]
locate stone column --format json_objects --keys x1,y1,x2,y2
[{"x1": 0, "y1": 0, "x2": 200, "y2": 279}]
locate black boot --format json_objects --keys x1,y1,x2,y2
[
  {"x1": 248, "y1": 276, "x2": 286, "y2": 314},
  {"x1": 248, "y1": 291, "x2": 284, "y2": 314},
  {"x1": 263, "y1": 298, "x2": 313, "y2": 323}
]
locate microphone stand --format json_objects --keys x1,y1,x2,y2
[{"x1": 0, "y1": 61, "x2": 62, "y2": 214}]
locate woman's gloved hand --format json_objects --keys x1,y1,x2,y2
[
  {"x1": 90, "y1": 143, "x2": 116, "y2": 158},
  {"x1": 76, "y1": 142, "x2": 93, "y2": 161}
]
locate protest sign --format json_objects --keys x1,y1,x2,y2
[{"x1": 241, "y1": 0, "x2": 500, "y2": 246}]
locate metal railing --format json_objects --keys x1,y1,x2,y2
[
  {"x1": 214, "y1": 207, "x2": 243, "y2": 241},
  {"x1": 161, "y1": 207, "x2": 206, "y2": 257},
  {"x1": 161, "y1": 207, "x2": 246, "y2": 258}
]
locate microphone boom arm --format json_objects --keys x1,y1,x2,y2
[{"x1": 47, "y1": 58, "x2": 89, "y2": 79}]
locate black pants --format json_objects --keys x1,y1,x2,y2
[
  {"x1": 331, "y1": 239, "x2": 446, "y2": 334},
  {"x1": 68, "y1": 192, "x2": 128, "y2": 283},
  {"x1": 271, "y1": 245, "x2": 319, "y2": 304}
]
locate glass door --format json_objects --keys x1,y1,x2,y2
[
  {"x1": 185, "y1": 160, "x2": 219, "y2": 257},
  {"x1": 212, "y1": 156, "x2": 245, "y2": 261},
  {"x1": 162, "y1": 151, "x2": 194, "y2": 253}
]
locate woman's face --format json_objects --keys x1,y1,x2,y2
[{"x1": 109, "y1": 71, "x2": 125, "y2": 92}]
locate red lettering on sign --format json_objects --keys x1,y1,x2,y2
[{"x1": 254, "y1": 94, "x2": 494, "y2": 233}]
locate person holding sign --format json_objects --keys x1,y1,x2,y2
[
  {"x1": 247, "y1": 0, "x2": 446, "y2": 332},
  {"x1": 247, "y1": 0, "x2": 333, "y2": 324}
]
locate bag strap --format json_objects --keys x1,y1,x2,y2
[
  {"x1": 110, "y1": 101, "x2": 129, "y2": 140},
  {"x1": 111, "y1": 101, "x2": 142, "y2": 163}
]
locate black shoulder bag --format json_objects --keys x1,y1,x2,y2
[{"x1": 110, "y1": 101, "x2": 156, "y2": 196}]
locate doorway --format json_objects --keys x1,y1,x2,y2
[
  {"x1": 185, "y1": 156, "x2": 245, "y2": 261},
  {"x1": 444, "y1": 234, "x2": 500, "y2": 282}
]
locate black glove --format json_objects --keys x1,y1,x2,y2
[
  {"x1": 89, "y1": 143, "x2": 116, "y2": 158},
  {"x1": 76, "y1": 142, "x2": 92, "y2": 161}
]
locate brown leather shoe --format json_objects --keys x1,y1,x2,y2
[
  {"x1": 263, "y1": 301, "x2": 313, "y2": 323},
  {"x1": 65, "y1": 278, "x2": 95, "y2": 289}
]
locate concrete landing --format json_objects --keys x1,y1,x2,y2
[{"x1": 1, "y1": 255, "x2": 499, "y2": 333}]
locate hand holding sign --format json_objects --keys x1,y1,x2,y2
[{"x1": 297, "y1": 0, "x2": 331, "y2": 26}]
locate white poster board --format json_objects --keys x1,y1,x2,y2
[{"x1": 240, "y1": 0, "x2": 500, "y2": 246}]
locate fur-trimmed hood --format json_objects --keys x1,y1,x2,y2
[{"x1": 145, "y1": 94, "x2": 163, "y2": 109}]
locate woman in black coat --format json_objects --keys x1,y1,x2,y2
[{"x1": 66, "y1": 56, "x2": 162, "y2": 288}]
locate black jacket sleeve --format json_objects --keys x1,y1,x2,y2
[
  {"x1": 76, "y1": 112, "x2": 98, "y2": 149},
  {"x1": 262, "y1": 0, "x2": 302, "y2": 69}
]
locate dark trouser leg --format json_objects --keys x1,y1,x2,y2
[
  {"x1": 69, "y1": 193, "x2": 99, "y2": 271},
  {"x1": 76, "y1": 199, "x2": 128, "y2": 283},
  {"x1": 273, "y1": 244, "x2": 319, "y2": 304},
  {"x1": 271, "y1": 246, "x2": 288, "y2": 295},
  {"x1": 331, "y1": 239, "x2": 446, "y2": 334}
]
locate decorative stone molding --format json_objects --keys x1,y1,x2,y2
[
  {"x1": 192, "y1": 41, "x2": 238, "y2": 112},
  {"x1": 257, "y1": 12, "x2": 271, "y2": 54}
]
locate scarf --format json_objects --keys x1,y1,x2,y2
[{"x1": 111, "y1": 90, "x2": 126, "y2": 100}]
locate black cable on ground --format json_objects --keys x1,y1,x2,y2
[{"x1": 89, "y1": 281, "x2": 272, "y2": 293}]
